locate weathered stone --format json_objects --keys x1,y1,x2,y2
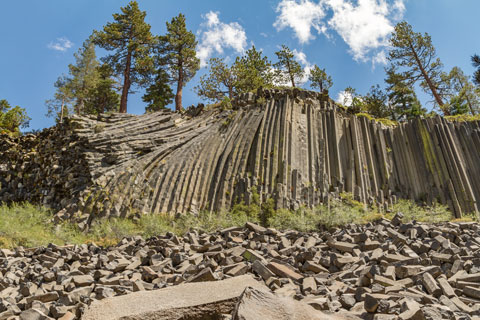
[
  {"x1": 27, "y1": 292, "x2": 59, "y2": 304},
  {"x1": 232, "y1": 287, "x2": 357, "y2": 320},
  {"x1": 303, "y1": 261, "x2": 329, "y2": 274},
  {"x1": 339, "y1": 294, "x2": 356, "y2": 309},
  {"x1": 58, "y1": 312, "x2": 75, "y2": 320},
  {"x1": 245, "y1": 222, "x2": 267, "y2": 234},
  {"x1": 251, "y1": 260, "x2": 275, "y2": 281},
  {"x1": 19, "y1": 308, "x2": 48, "y2": 320},
  {"x1": 436, "y1": 276, "x2": 456, "y2": 298},
  {"x1": 189, "y1": 267, "x2": 217, "y2": 282},
  {"x1": 83, "y1": 275, "x2": 266, "y2": 320},
  {"x1": 422, "y1": 273, "x2": 441, "y2": 298},
  {"x1": 225, "y1": 263, "x2": 248, "y2": 277},
  {"x1": 463, "y1": 286, "x2": 480, "y2": 300},
  {"x1": 450, "y1": 297, "x2": 473, "y2": 313},
  {"x1": 302, "y1": 277, "x2": 317, "y2": 294},
  {"x1": 72, "y1": 275, "x2": 94, "y2": 287},
  {"x1": 267, "y1": 262, "x2": 303, "y2": 282},
  {"x1": 242, "y1": 249, "x2": 265, "y2": 263},
  {"x1": 364, "y1": 294, "x2": 379, "y2": 313},
  {"x1": 328, "y1": 241, "x2": 358, "y2": 253}
]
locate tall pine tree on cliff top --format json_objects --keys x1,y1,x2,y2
[
  {"x1": 160, "y1": 14, "x2": 200, "y2": 111},
  {"x1": 68, "y1": 36, "x2": 99, "y2": 115},
  {"x1": 388, "y1": 22, "x2": 449, "y2": 114},
  {"x1": 309, "y1": 65, "x2": 333, "y2": 93},
  {"x1": 234, "y1": 46, "x2": 273, "y2": 93},
  {"x1": 472, "y1": 54, "x2": 480, "y2": 87},
  {"x1": 274, "y1": 45, "x2": 304, "y2": 88},
  {"x1": 93, "y1": 1, "x2": 155, "y2": 113}
]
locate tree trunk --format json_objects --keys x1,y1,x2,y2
[
  {"x1": 120, "y1": 50, "x2": 133, "y2": 114},
  {"x1": 409, "y1": 44, "x2": 447, "y2": 114},
  {"x1": 175, "y1": 63, "x2": 184, "y2": 111},
  {"x1": 60, "y1": 98, "x2": 65, "y2": 124},
  {"x1": 465, "y1": 95, "x2": 476, "y2": 115},
  {"x1": 287, "y1": 60, "x2": 295, "y2": 88}
]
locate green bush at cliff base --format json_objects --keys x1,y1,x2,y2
[
  {"x1": 0, "y1": 198, "x2": 474, "y2": 249},
  {"x1": 385, "y1": 199, "x2": 452, "y2": 223}
]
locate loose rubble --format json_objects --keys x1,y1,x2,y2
[{"x1": 1, "y1": 215, "x2": 480, "y2": 319}]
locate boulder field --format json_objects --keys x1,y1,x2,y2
[{"x1": 0, "y1": 215, "x2": 479, "y2": 319}]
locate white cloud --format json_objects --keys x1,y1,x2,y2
[
  {"x1": 336, "y1": 90, "x2": 353, "y2": 106},
  {"x1": 274, "y1": 0, "x2": 327, "y2": 44},
  {"x1": 47, "y1": 37, "x2": 73, "y2": 52},
  {"x1": 197, "y1": 11, "x2": 248, "y2": 67},
  {"x1": 326, "y1": 0, "x2": 401, "y2": 62},
  {"x1": 273, "y1": 0, "x2": 406, "y2": 64},
  {"x1": 293, "y1": 49, "x2": 313, "y2": 85}
]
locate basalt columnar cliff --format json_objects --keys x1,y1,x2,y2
[{"x1": 1, "y1": 89, "x2": 479, "y2": 226}]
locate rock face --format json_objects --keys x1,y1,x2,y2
[
  {"x1": 0, "y1": 219, "x2": 480, "y2": 318},
  {"x1": 1, "y1": 88, "x2": 480, "y2": 225}
]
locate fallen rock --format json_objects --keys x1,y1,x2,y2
[
  {"x1": 232, "y1": 287, "x2": 359, "y2": 320},
  {"x1": 82, "y1": 275, "x2": 267, "y2": 320}
]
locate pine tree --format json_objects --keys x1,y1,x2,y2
[
  {"x1": 309, "y1": 65, "x2": 333, "y2": 93},
  {"x1": 46, "y1": 38, "x2": 120, "y2": 121},
  {"x1": 471, "y1": 54, "x2": 480, "y2": 86},
  {"x1": 362, "y1": 85, "x2": 391, "y2": 119},
  {"x1": 444, "y1": 67, "x2": 479, "y2": 115},
  {"x1": 142, "y1": 68, "x2": 174, "y2": 112},
  {"x1": 233, "y1": 46, "x2": 273, "y2": 93},
  {"x1": 45, "y1": 76, "x2": 74, "y2": 123},
  {"x1": 389, "y1": 22, "x2": 449, "y2": 114},
  {"x1": 93, "y1": 1, "x2": 156, "y2": 113},
  {"x1": 0, "y1": 99, "x2": 30, "y2": 135},
  {"x1": 68, "y1": 35, "x2": 99, "y2": 115},
  {"x1": 274, "y1": 45, "x2": 304, "y2": 87},
  {"x1": 195, "y1": 58, "x2": 237, "y2": 102},
  {"x1": 385, "y1": 66, "x2": 425, "y2": 120},
  {"x1": 84, "y1": 64, "x2": 120, "y2": 115},
  {"x1": 160, "y1": 13, "x2": 200, "y2": 111}
]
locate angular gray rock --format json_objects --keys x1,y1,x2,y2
[
  {"x1": 82, "y1": 275, "x2": 267, "y2": 320},
  {"x1": 232, "y1": 287, "x2": 359, "y2": 320}
]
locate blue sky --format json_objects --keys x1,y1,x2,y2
[{"x1": 1, "y1": 0, "x2": 479, "y2": 130}]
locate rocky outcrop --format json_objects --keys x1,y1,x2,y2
[{"x1": 1, "y1": 89, "x2": 480, "y2": 225}]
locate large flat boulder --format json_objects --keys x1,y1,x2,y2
[
  {"x1": 82, "y1": 275, "x2": 267, "y2": 320},
  {"x1": 233, "y1": 287, "x2": 361, "y2": 320}
]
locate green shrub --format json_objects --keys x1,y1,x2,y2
[
  {"x1": 445, "y1": 114, "x2": 480, "y2": 122},
  {"x1": 386, "y1": 199, "x2": 452, "y2": 223},
  {"x1": 0, "y1": 196, "x2": 465, "y2": 249},
  {"x1": 356, "y1": 113, "x2": 397, "y2": 127},
  {"x1": 268, "y1": 207, "x2": 322, "y2": 232},
  {"x1": 0, "y1": 202, "x2": 59, "y2": 247}
]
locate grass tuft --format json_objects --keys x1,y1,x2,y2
[{"x1": 0, "y1": 195, "x2": 474, "y2": 249}]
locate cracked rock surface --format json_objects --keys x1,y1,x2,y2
[{"x1": 2, "y1": 89, "x2": 480, "y2": 227}]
